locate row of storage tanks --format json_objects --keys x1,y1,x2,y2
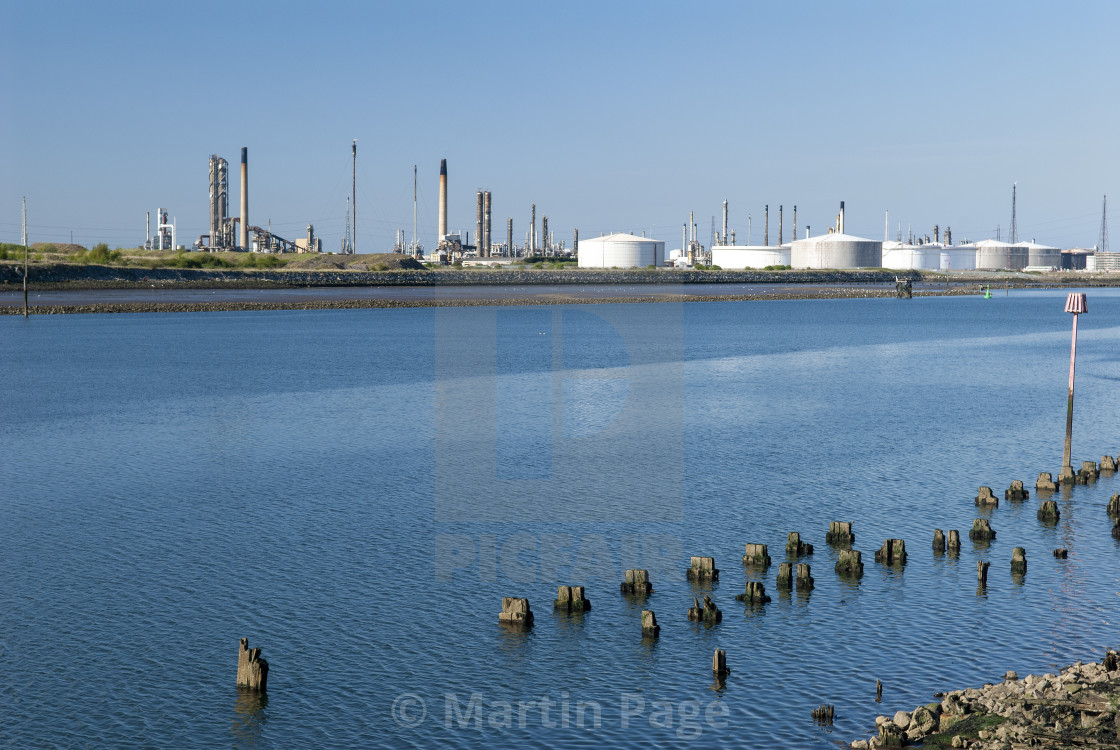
[{"x1": 578, "y1": 233, "x2": 1061, "y2": 270}]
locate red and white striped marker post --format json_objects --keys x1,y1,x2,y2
[{"x1": 1061, "y1": 293, "x2": 1088, "y2": 481}]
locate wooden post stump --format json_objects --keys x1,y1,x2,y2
[
  {"x1": 835, "y1": 549, "x2": 864, "y2": 577},
  {"x1": 1107, "y1": 493, "x2": 1120, "y2": 519},
  {"x1": 776, "y1": 561, "x2": 793, "y2": 589},
  {"x1": 735, "y1": 580, "x2": 771, "y2": 604},
  {"x1": 933, "y1": 529, "x2": 946, "y2": 552},
  {"x1": 786, "y1": 532, "x2": 813, "y2": 556},
  {"x1": 1036, "y1": 472, "x2": 1057, "y2": 492},
  {"x1": 686, "y1": 556, "x2": 719, "y2": 581},
  {"x1": 1004, "y1": 480, "x2": 1029, "y2": 502},
  {"x1": 712, "y1": 648, "x2": 730, "y2": 675},
  {"x1": 1037, "y1": 501, "x2": 1060, "y2": 523},
  {"x1": 554, "y1": 585, "x2": 591, "y2": 612},
  {"x1": 969, "y1": 518, "x2": 996, "y2": 541},
  {"x1": 975, "y1": 486, "x2": 998, "y2": 507},
  {"x1": 795, "y1": 563, "x2": 814, "y2": 590},
  {"x1": 499, "y1": 597, "x2": 534, "y2": 626},
  {"x1": 621, "y1": 569, "x2": 653, "y2": 595},
  {"x1": 742, "y1": 543, "x2": 771, "y2": 566},
  {"x1": 237, "y1": 638, "x2": 269, "y2": 692},
  {"x1": 1101, "y1": 455, "x2": 1117, "y2": 472},
  {"x1": 1053, "y1": 548, "x2": 1068, "y2": 559},
  {"x1": 688, "y1": 594, "x2": 722, "y2": 623},
  {"x1": 641, "y1": 609, "x2": 660, "y2": 637},
  {"x1": 1077, "y1": 460, "x2": 1100, "y2": 484},
  {"x1": 874, "y1": 538, "x2": 907, "y2": 565},
  {"x1": 825, "y1": 521, "x2": 855, "y2": 546},
  {"x1": 976, "y1": 560, "x2": 990, "y2": 584},
  {"x1": 947, "y1": 530, "x2": 961, "y2": 552},
  {"x1": 1011, "y1": 547, "x2": 1027, "y2": 574},
  {"x1": 1112, "y1": 519, "x2": 1120, "y2": 540}
]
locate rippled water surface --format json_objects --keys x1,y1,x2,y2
[{"x1": 3, "y1": 290, "x2": 1120, "y2": 749}]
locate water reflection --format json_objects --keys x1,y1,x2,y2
[
  {"x1": 230, "y1": 690, "x2": 268, "y2": 749},
  {"x1": 709, "y1": 675, "x2": 728, "y2": 694}
]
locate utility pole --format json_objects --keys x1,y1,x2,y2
[
  {"x1": 1099, "y1": 195, "x2": 1109, "y2": 253},
  {"x1": 351, "y1": 140, "x2": 357, "y2": 254},
  {"x1": 412, "y1": 164, "x2": 418, "y2": 255},
  {"x1": 22, "y1": 196, "x2": 29, "y2": 318}
]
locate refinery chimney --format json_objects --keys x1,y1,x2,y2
[
  {"x1": 779, "y1": 205, "x2": 783, "y2": 246},
  {"x1": 438, "y1": 159, "x2": 448, "y2": 243},
  {"x1": 793, "y1": 205, "x2": 798, "y2": 241},
  {"x1": 239, "y1": 147, "x2": 249, "y2": 249},
  {"x1": 722, "y1": 200, "x2": 728, "y2": 246},
  {"x1": 764, "y1": 205, "x2": 769, "y2": 246},
  {"x1": 839, "y1": 201, "x2": 845, "y2": 234},
  {"x1": 475, "y1": 191, "x2": 483, "y2": 257},
  {"x1": 483, "y1": 191, "x2": 492, "y2": 258}
]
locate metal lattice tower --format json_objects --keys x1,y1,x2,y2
[
  {"x1": 1099, "y1": 195, "x2": 1109, "y2": 253},
  {"x1": 1008, "y1": 182, "x2": 1018, "y2": 244}
]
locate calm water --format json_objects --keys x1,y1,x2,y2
[{"x1": 3, "y1": 290, "x2": 1120, "y2": 749}]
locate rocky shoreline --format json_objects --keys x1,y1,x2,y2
[{"x1": 853, "y1": 651, "x2": 1120, "y2": 748}]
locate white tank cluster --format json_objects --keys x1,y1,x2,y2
[
  {"x1": 578, "y1": 233, "x2": 666, "y2": 268},
  {"x1": 974, "y1": 240, "x2": 1028, "y2": 271},
  {"x1": 711, "y1": 246, "x2": 791, "y2": 269},
  {"x1": 1019, "y1": 241, "x2": 1061, "y2": 268},
  {"x1": 881, "y1": 241, "x2": 941, "y2": 270},
  {"x1": 940, "y1": 245, "x2": 977, "y2": 271}
]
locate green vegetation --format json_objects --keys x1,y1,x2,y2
[
  {"x1": 763, "y1": 264, "x2": 791, "y2": 270},
  {"x1": 75, "y1": 243, "x2": 124, "y2": 265},
  {"x1": 0, "y1": 243, "x2": 28, "y2": 260},
  {"x1": 692, "y1": 264, "x2": 723, "y2": 270},
  {"x1": 917, "y1": 711, "x2": 1006, "y2": 748},
  {"x1": 153, "y1": 252, "x2": 289, "y2": 270}
]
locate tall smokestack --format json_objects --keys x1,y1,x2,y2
[
  {"x1": 722, "y1": 200, "x2": 728, "y2": 246},
  {"x1": 793, "y1": 205, "x2": 798, "y2": 241},
  {"x1": 779, "y1": 205, "x2": 784, "y2": 246},
  {"x1": 542, "y1": 216, "x2": 549, "y2": 253},
  {"x1": 476, "y1": 191, "x2": 483, "y2": 256},
  {"x1": 507, "y1": 217, "x2": 513, "y2": 256},
  {"x1": 483, "y1": 191, "x2": 491, "y2": 258},
  {"x1": 239, "y1": 147, "x2": 249, "y2": 249},
  {"x1": 764, "y1": 205, "x2": 769, "y2": 246},
  {"x1": 530, "y1": 204, "x2": 536, "y2": 253},
  {"x1": 839, "y1": 201, "x2": 845, "y2": 234},
  {"x1": 438, "y1": 159, "x2": 448, "y2": 243},
  {"x1": 573, "y1": 228, "x2": 578, "y2": 254}
]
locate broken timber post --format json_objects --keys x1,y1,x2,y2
[
  {"x1": 712, "y1": 648, "x2": 730, "y2": 675},
  {"x1": 874, "y1": 539, "x2": 907, "y2": 565},
  {"x1": 1102, "y1": 455, "x2": 1117, "y2": 472},
  {"x1": 499, "y1": 597, "x2": 534, "y2": 626},
  {"x1": 621, "y1": 569, "x2": 653, "y2": 595},
  {"x1": 1011, "y1": 547, "x2": 1027, "y2": 574},
  {"x1": 786, "y1": 532, "x2": 813, "y2": 556},
  {"x1": 686, "y1": 556, "x2": 719, "y2": 581},
  {"x1": 977, "y1": 560, "x2": 990, "y2": 584},
  {"x1": 975, "y1": 486, "x2": 998, "y2": 507},
  {"x1": 554, "y1": 585, "x2": 591, "y2": 612},
  {"x1": 237, "y1": 638, "x2": 269, "y2": 692},
  {"x1": 735, "y1": 581, "x2": 771, "y2": 604},
  {"x1": 776, "y1": 561, "x2": 794, "y2": 589},
  {"x1": 933, "y1": 529, "x2": 946, "y2": 552},
  {"x1": 825, "y1": 521, "x2": 854, "y2": 546},
  {"x1": 835, "y1": 549, "x2": 864, "y2": 577},
  {"x1": 1077, "y1": 460, "x2": 1099, "y2": 484},
  {"x1": 742, "y1": 543, "x2": 771, "y2": 566},
  {"x1": 1037, "y1": 501, "x2": 1060, "y2": 523},
  {"x1": 947, "y1": 529, "x2": 961, "y2": 552},
  {"x1": 1004, "y1": 480, "x2": 1028, "y2": 502},
  {"x1": 688, "y1": 594, "x2": 722, "y2": 623},
  {"x1": 969, "y1": 518, "x2": 996, "y2": 541},
  {"x1": 641, "y1": 609, "x2": 660, "y2": 637},
  {"x1": 795, "y1": 563, "x2": 814, "y2": 590},
  {"x1": 1053, "y1": 548, "x2": 1068, "y2": 559},
  {"x1": 1036, "y1": 472, "x2": 1057, "y2": 492},
  {"x1": 1108, "y1": 493, "x2": 1120, "y2": 519}
]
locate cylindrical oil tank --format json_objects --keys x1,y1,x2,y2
[
  {"x1": 790, "y1": 233, "x2": 882, "y2": 269},
  {"x1": 882, "y1": 243, "x2": 940, "y2": 270},
  {"x1": 578, "y1": 233, "x2": 666, "y2": 268},
  {"x1": 939, "y1": 245, "x2": 977, "y2": 271},
  {"x1": 1020, "y1": 242, "x2": 1060, "y2": 268},
  {"x1": 975, "y1": 240, "x2": 1018, "y2": 270},
  {"x1": 711, "y1": 246, "x2": 791, "y2": 269}
]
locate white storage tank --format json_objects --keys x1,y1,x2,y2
[
  {"x1": 711, "y1": 245, "x2": 791, "y2": 269},
  {"x1": 939, "y1": 244, "x2": 977, "y2": 271},
  {"x1": 882, "y1": 243, "x2": 941, "y2": 270},
  {"x1": 790, "y1": 232, "x2": 882, "y2": 269},
  {"x1": 975, "y1": 239, "x2": 1027, "y2": 270},
  {"x1": 1018, "y1": 241, "x2": 1060, "y2": 269},
  {"x1": 578, "y1": 233, "x2": 666, "y2": 268}
]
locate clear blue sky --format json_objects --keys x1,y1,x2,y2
[{"x1": 2, "y1": 0, "x2": 1116, "y2": 251}]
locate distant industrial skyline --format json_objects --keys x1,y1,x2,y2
[{"x1": 2, "y1": 1, "x2": 1116, "y2": 251}]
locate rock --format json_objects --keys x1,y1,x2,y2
[
  {"x1": 875, "y1": 538, "x2": 907, "y2": 565},
  {"x1": 836, "y1": 549, "x2": 864, "y2": 577},
  {"x1": 796, "y1": 563, "x2": 814, "y2": 590},
  {"x1": 621, "y1": 569, "x2": 653, "y2": 595},
  {"x1": 1036, "y1": 471, "x2": 1057, "y2": 492},
  {"x1": 1103, "y1": 651, "x2": 1118, "y2": 671},
  {"x1": 1004, "y1": 670, "x2": 1018, "y2": 682},
  {"x1": 786, "y1": 532, "x2": 813, "y2": 556},
  {"x1": 554, "y1": 585, "x2": 591, "y2": 612},
  {"x1": 236, "y1": 638, "x2": 269, "y2": 692},
  {"x1": 1005, "y1": 479, "x2": 1029, "y2": 501},
  {"x1": 688, "y1": 594, "x2": 722, "y2": 623},
  {"x1": 1011, "y1": 548, "x2": 1027, "y2": 574},
  {"x1": 641, "y1": 609, "x2": 660, "y2": 637},
  {"x1": 1037, "y1": 500, "x2": 1060, "y2": 523},
  {"x1": 776, "y1": 561, "x2": 794, "y2": 589},
  {"x1": 742, "y1": 543, "x2": 771, "y2": 566},
  {"x1": 851, "y1": 741, "x2": 868, "y2": 750},
  {"x1": 933, "y1": 528, "x2": 946, "y2": 552},
  {"x1": 969, "y1": 518, "x2": 996, "y2": 541},
  {"x1": 911, "y1": 705, "x2": 937, "y2": 733},
  {"x1": 686, "y1": 556, "x2": 719, "y2": 581},
  {"x1": 878, "y1": 722, "x2": 904, "y2": 748},
  {"x1": 875, "y1": 715, "x2": 891, "y2": 727},
  {"x1": 826, "y1": 521, "x2": 855, "y2": 546},
  {"x1": 893, "y1": 710, "x2": 911, "y2": 729},
  {"x1": 976, "y1": 486, "x2": 999, "y2": 506},
  {"x1": 735, "y1": 580, "x2": 771, "y2": 604},
  {"x1": 950, "y1": 735, "x2": 963, "y2": 748},
  {"x1": 499, "y1": 597, "x2": 534, "y2": 626}
]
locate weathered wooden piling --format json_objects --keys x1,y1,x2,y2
[
  {"x1": 875, "y1": 679, "x2": 883, "y2": 702},
  {"x1": 795, "y1": 563, "x2": 814, "y2": 590},
  {"x1": 688, "y1": 594, "x2": 722, "y2": 623},
  {"x1": 874, "y1": 539, "x2": 907, "y2": 565},
  {"x1": 554, "y1": 585, "x2": 591, "y2": 612},
  {"x1": 735, "y1": 580, "x2": 771, "y2": 604},
  {"x1": 776, "y1": 561, "x2": 794, "y2": 589},
  {"x1": 499, "y1": 597, "x2": 534, "y2": 626},
  {"x1": 1037, "y1": 500, "x2": 1060, "y2": 523},
  {"x1": 641, "y1": 609, "x2": 660, "y2": 637},
  {"x1": 1108, "y1": 493, "x2": 1120, "y2": 519},
  {"x1": 825, "y1": 521, "x2": 855, "y2": 546},
  {"x1": 712, "y1": 648, "x2": 730, "y2": 675},
  {"x1": 237, "y1": 638, "x2": 269, "y2": 692},
  {"x1": 686, "y1": 556, "x2": 719, "y2": 581},
  {"x1": 969, "y1": 518, "x2": 996, "y2": 541},
  {"x1": 786, "y1": 532, "x2": 813, "y2": 556},
  {"x1": 1053, "y1": 548, "x2": 1068, "y2": 559},
  {"x1": 1004, "y1": 480, "x2": 1029, "y2": 502},
  {"x1": 976, "y1": 560, "x2": 990, "y2": 584},
  {"x1": 1036, "y1": 472, "x2": 1057, "y2": 492},
  {"x1": 1101, "y1": 455, "x2": 1117, "y2": 472},
  {"x1": 1104, "y1": 651, "x2": 1119, "y2": 672},
  {"x1": 975, "y1": 486, "x2": 999, "y2": 507},
  {"x1": 1077, "y1": 460, "x2": 1100, "y2": 484},
  {"x1": 1112, "y1": 519, "x2": 1120, "y2": 540},
  {"x1": 835, "y1": 549, "x2": 864, "y2": 577},
  {"x1": 742, "y1": 543, "x2": 771, "y2": 566},
  {"x1": 878, "y1": 721, "x2": 904, "y2": 748},
  {"x1": 933, "y1": 529, "x2": 946, "y2": 552},
  {"x1": 620, "y1": 569, "x2": 653, "y2": 595},
  {"x1": 1011, "y1": 547, "x2": 1027, "y2": 574},
  {"x1": 811, "y1": 704, "x2": 835, "y2": 725},
  {"x1": 947, "y1": 529, "x2": 961, "y2": 552}
]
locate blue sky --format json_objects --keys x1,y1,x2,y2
[{"x1": 2, "y1": 0, "x2": 1116, "y2": 251}]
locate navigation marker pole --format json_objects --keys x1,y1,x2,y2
[
  {"x1": 21, "y1": 196, "x2": 28, "y2": 318},
  {"x1": 1060, "y1": 293, "x2": 1088, "y2": 482}
]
